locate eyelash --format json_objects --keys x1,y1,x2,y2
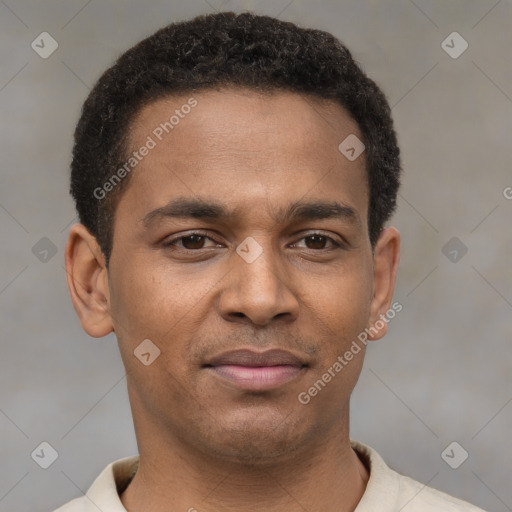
[{"x1": 163, "y1": 231, "x2": 343, "y2": 251}]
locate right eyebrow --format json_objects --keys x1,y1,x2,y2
[{"x1": 140, "y1": 198, "x2": 229, "y2": 228}]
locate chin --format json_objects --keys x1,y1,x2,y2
[{"x1": 190, "y1": 408, "x2": 312, "y2": 465}]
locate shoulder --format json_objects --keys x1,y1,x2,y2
[
  {"x1": 395, "y1": 472, "x2": 488, "y2": 511},
  {"x1": 52, "y1": 455, "x2": 139, "y2": 512},
  {"x1": 350, "y1": 440, "x2": 487, "y2": 512},
  {"x1": 53, "y1": 496, "x2": 89, "y2": 511}
]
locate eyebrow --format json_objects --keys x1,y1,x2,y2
[{"x1": 140, "y1": 197, "x2": 360, "y2": 229}]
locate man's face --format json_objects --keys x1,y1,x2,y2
[{"x1": 105, "y1": 89, "x2": 380, "y2": 461}]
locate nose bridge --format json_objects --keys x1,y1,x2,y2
[
  {"x1": 238, "y1": 237, "x2": 279, "y2": 290},
  {"x1": 220, "y1": 236, "x2": 298, "y2": 325}
]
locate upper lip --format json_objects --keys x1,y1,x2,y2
[{"x1": 205, "y1": 349, "x2": 307, "y2": 368}]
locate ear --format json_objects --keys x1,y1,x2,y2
[
  {"x1": 64, "y1": 223, "x2": 114, "y2": 338},
  {"x1": 367, "y1": 227, "x2": 400, "y2": 341}
]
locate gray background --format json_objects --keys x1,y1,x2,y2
[{"x1": 0, "y1": 1, "x2": 511, "y2": 511}]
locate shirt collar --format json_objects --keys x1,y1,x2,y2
[{"x1": 83, "y1": 440, "x2": 397, "y2": 511}]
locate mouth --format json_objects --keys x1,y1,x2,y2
[{"x1": 203, "y1": 349, "x2": 308, "y2": 391}]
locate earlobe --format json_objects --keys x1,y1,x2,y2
[
  {"x1": 64, "y1": 223, "x2": 114, "y2": 338},
  {"x1": 367, "y1": 227, "x2": 400, "y2": 341}
]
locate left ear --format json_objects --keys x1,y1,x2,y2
[{"x1": 367, "y1": 227, "x2": 400, "y2": 341}]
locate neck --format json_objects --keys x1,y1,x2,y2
[{"x1": 120, "y1": 413, "x2": 369, "y2": 512}]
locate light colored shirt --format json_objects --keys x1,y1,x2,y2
[{"x1": 54, "y1": 439, "x2": 487, "y2": 511}]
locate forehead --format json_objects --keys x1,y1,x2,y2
[
  {"x1": 116, "y1": 88, "x2": 368, "y2": 229},
  {"x1": 129, "y1": 88, "x2": 362, "y2": 156}
]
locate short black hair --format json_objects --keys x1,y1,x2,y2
[{"x1": 70, "y1": 11, "x2": 401, "y2": 268}]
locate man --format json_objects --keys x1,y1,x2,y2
[{"x1": 57, "y1": 11, "x2": 485, "y2": 512}]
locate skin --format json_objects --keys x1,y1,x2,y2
[{"x1": 65, "y1": 88, "x2": 400, "y2": 512}]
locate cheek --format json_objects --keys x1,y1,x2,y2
[
  {"x1": 109, "y1": 259, "x2": 220, "y2": 352},
  {"x1": 298, "y1": 271, "x2": 372, "y2": 413},
  {"x1": 307, "y1": 259, "x2": 373, "y2": 337}
]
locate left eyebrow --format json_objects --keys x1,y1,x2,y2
[
  {"x1": 280, "y1": 200, "x2": 359, "y2": 225},
  {"x1": 140, "y1": 197, "x2": 361, "y2": 229}
]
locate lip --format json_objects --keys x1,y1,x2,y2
[
  {"x1": 204, "y1": 349, "x2": 308, "y2": 391},
  {"x1": 206, "y1": 348, "x2": 306, "y2": 367}
]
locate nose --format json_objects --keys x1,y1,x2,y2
[{"x1": 218, "y1": 242, "x2": 300, "y2": 327}]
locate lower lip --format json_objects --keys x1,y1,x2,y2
[{"x1": 207, "y1": 365, "x2": 304, "y2": 391}]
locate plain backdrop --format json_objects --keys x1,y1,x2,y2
[{"x1": 0, "y1": 1, "x2": 511, "y2": 511}]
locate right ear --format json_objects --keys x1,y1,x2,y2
[{"x1": 64, "y1": 223, "x2": 114, "y2": 338}]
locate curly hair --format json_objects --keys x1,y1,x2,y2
[{"x1": 70, "y1": 11, "x2": 401, "y2": 268}]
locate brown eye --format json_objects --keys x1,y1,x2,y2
[
  {"x1": 163, "y1": 232, "x2": 222, "y2": 251},
  {"x1": 297, "y1": 234, "x2": 342, "y2": 250},
  {"x1": 180, "y1": 234, "x2": 206, "y2": 249},
  {"x1": 304, "y1": 235, "x2": 329, "y2": 249}
]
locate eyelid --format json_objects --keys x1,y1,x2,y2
[
  {"x1": 290, "y1": 232, "x2": 342, "y2": 248},
  {"x1": 163, "y1": 230, "x2": 221, "y2": 248},
  {"x1": 163, "y1": 230, "x2": 345, "y2": 250}
]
